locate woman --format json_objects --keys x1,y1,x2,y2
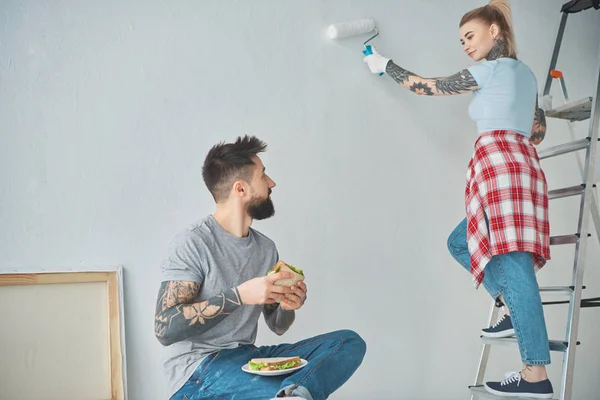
[{"x1": 363, "y1": 1, "x2": 553, "y2": 398}]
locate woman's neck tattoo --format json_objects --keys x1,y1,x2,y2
[{"x1": 486, "y1": 39, "x2": 510, "y2": 60}]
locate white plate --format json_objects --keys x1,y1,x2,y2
[{"x1": 241, "y1": 359, "x2": 308, "y2": 376}]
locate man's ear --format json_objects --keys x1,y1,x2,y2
[{"x1": 233, "y1": 180, "x2": 247, "y2": 198}]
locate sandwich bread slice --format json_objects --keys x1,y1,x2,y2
[
  {"x1": 248, "y1": 356, "x2": 302, "y2": 371},
  {"x1": 267, "y1": 260, "x2": 304, "y2": 287}
]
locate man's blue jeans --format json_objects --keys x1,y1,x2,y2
[
  {"x1": 171, "y1": 329, "x2": 366, "y2": 400},
  {"x1": 447, "y1": 218, "x2": 551, "y2": 366}
]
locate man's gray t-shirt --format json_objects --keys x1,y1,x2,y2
[{"x1": 160, "y1": 214, "x2": 278, "y2": 397}]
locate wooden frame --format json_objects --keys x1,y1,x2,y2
[{"x1": 0, "y1": 266, "x2": 127, "y2": 400}]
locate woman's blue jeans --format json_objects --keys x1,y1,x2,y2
[{"x1": 447, "y1": 218, "x2": 551, "y2": 365}]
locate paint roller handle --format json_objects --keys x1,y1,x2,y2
[{"x1": 362, "y1": 45, "x2": 384, "y2": 76}]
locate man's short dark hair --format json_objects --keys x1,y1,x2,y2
[{"x1": 202, "y1": 135, "x2": 267, "y2": 202}]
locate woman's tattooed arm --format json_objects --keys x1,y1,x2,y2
[
  {"x1": 385, "y1": 62, "x2": 479, "y2": 96},
  {"x1": 531, "y1": 97, "x2": 547, "y2": 145}
]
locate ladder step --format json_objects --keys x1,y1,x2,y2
[
  {"x1": 469, "y1": 385, "x2": 559, "y2": 400},
  {"x1": 561, "y1": 0, "x2": 600, "y2": 14},
  {"x1": 544, "y1": 296, "x2": 600, "y2": 307},
  {"x1": 480, "y1": 337, "x2": 577, "y2": 352},
  {"x1": 545, "y1": 96, "x2": 593, "y2": 121},
  {"x1": 582, "y1": 297, "x2": 600, "y2": 308},
  {"x1": 539, "y1": 285, "x2": 580, "y2": 293},
  {"x1": 538, "y1": 138, "x2": 590, "y2": 159},
  {"x1": 550, "y1": 234, "x2": 579, "y2": 245},
  {"x1": 550, "y1": 233, "x2": 592, "y2": 245},
  {"x1": 548, "y1": 184, "x2": 585, "y2": 199}
]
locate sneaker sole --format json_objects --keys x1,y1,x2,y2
[
  {"x1": 484, "y1": 383, "x2": 553, "y2": 399},
  {"x1": 481, "y1": 328, "x2": 515, "y2": 338}
]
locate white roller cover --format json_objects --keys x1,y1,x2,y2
[{"x1": 326, "y1": 18, "x2": 376, "y2": 40}]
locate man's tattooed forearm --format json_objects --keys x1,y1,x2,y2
[
  {"x1": 164, "y1": 281, "x2": 200, "y2": 307},
  {"x1": 435, "y1": 70, "x2": 478, "y2": 95},
  {"x1": 263, "y1": 303, "x2": 279, "y2": 313},
  {"x1": 154, "y1": 281, "x2": 242, "y2": 346},
  {"x1": 263, "y1": 303, "x2": 295, "y2": 336},
  {"x1": 386, "y1": 61, "x2": 413, "y2": 85},
  {"x1": 486, "y1": 39, "x2": 510, "y2": 60}
]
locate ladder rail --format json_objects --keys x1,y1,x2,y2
[
  {"x1": 471, "y1": 302, "x2": 499, "y2": 400},
  {"x1": 559, "y1": 44, "x2": 600, "y2": 400},
  {"x1": 570, "y1": 145, "x2": 600, "y2": 244},
  {"x1": 543, "y1": 12, "x2": 568, "y2": 96},
  {"x1": 557, "y1": 86, "x2": 600, "y2": 244}
]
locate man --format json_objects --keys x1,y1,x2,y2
[{"x1": 154, "y1": 135, "x2": 366, "y2": 400}]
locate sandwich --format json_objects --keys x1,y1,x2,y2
[
  {"x1": 267, "y1": 260, "x2": 304, "y2": 287},
  {"x1": 248, "y1": 356, "x2": 302, "y2": 371}
]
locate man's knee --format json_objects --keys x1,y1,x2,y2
[{"x1": 333, "y1": 329, "x2": 366, "y2": 358}]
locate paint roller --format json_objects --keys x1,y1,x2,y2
[{"x1": 326, "y1": 18, "x2": 383, "y2": 76}]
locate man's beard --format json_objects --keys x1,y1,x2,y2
[{"x1": 247, "y1": 194, "x2": 275, "y2": 220}]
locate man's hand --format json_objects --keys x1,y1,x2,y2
[
  {"x1": 237, "y1": 271, "x2": 293, "y2": 305},
  {"x1": 280, "y1": 281, "x2": 307, "y2": 311}
]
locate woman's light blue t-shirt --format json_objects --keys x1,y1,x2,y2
[{"x1": 467, "y1": 58, "x2": 538, "y2": 137}]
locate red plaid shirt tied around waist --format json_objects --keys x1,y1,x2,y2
[{"x1": 465, "y1": 131, "x2": 551, "y2": 289}]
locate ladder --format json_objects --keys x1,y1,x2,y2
[{"x1": 469, "y1": 1, "x2": 600, "y2": 399}]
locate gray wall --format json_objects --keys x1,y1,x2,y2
[{"x1": 1, "y1": 1, "x2": 600, "y2": 399}]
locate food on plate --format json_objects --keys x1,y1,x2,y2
[{"x1": 248, "y1": 356, "x2": 302, "y2": 371}]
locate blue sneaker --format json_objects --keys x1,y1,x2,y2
[
  {"x1": 485, "y1": 372, "x2": 554, "y2": 399},
  {"x1": 482, "y1": 314, "x2": 515, "y2": 338}
]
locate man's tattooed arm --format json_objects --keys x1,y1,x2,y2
[
  {"x1": 154, "y1": 281, "x2": 242, "y2": 346},
  {"x1": 262, "y1": 303, "x2": 295, "y2": 336},
  {"x1": 385, "y1": 62, "x2": 479, "y2": 96},
  {"x1": 531, "y1": 97, "x2": 547, "y2": 145}
]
